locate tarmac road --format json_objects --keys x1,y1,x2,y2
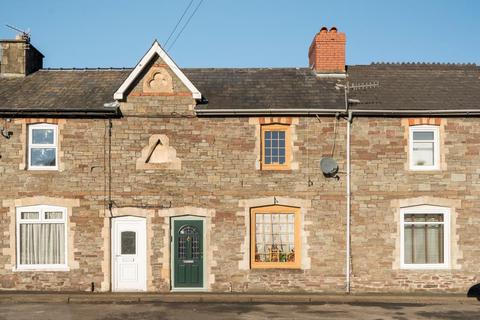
[{"x1": 0, "y1": 301, "x2": 479, "y2": 320}]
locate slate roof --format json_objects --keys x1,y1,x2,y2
[
  {"x1": 185, "y1": 68, "x2": 344, "y2": 112},
  {"x1": 347, "y1": 63, "x2": 480, "y2": 113},
  {"x1": 0, "y1": 69, "x2": 130, "y2": 117},
  {"x1": 0, "y1": 64, "x2": 479, "y2": 117}
]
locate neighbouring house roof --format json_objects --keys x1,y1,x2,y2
[
  {"x1": 0, "y1": 64, "x2": 479, "y2": 117},
  {"x1": 347, "y1": 63, "x2": 480, "y2": 114},
  {"x1": 0, "y1": 69, "x2": 130, "y2": 117}
]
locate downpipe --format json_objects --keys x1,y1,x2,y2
[{"x1": 346, "y1": 110, "x2": 352, "y2": 293}]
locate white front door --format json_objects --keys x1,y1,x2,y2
[{"x1": 112, "y1": 216, "x2": 147, "y2": 292}]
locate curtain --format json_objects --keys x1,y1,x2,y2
[
  {"x1": 20, "y1": 223, "x2": 65, "y2": 265},
  {"x1": 404, "y1": 223, "x2": 443, "y2": 264}
]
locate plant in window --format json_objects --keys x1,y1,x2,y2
[
  {"x1": 409, "y1": 125, "x2": 440, "y2": 171},
  {"x1": 251, "y1": 205, "x2": 300, "y2": 268}
]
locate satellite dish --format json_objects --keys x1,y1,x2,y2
[{"x1": 320, "y1": 157, "x2": 339, "y2": 177}]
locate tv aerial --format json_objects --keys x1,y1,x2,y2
[{"x1": 5, "y1": 24, "x2": 30, "y2": 41}]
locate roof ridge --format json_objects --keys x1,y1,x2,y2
[
  {"x1": 40, "y1": 67, "x2": 133, "y2": 71},
  {"x1": 370, "y1": 62, "x2": 477, "y2": 66}
]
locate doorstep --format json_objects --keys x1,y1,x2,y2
[{"x1": 0, "y1": 292, "x2": 473, "y2": 305}]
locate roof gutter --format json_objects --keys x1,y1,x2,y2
[
  {"x1": 195, "y1": 108, "x2": 343, "y2": 116},
  {"x1": 0, "y1": 108, "x2": 121, "y2": 118},
  {"x1": 351, "y1": 109, "x2": 480, "y2": 116},
  {"x1": 195, "y1": 108, "x2": 480, "y2": 116}
]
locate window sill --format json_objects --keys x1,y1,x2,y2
[
  {"x1": 27, "y1": 167, "x2": 59, "y2": 171},
  {"x1": 400, "y1": 264, "x2": 450, "y2": 270},
  {"x1": 251, "y1": 264, "x2": 302, "y2": 270},
  {"x1": 14, "y1": 266, "x2": 70, "y2": 272},
  {"x1": 408, "y1": 167, "x2": 441, "y2": 172}
]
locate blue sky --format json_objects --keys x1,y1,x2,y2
[{"x1": 0, "y1": 0, "x2": 478, "y2": 68}]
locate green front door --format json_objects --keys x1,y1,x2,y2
[{"x1": 173, "y1": 220, "x2": 203, "y2": 288}]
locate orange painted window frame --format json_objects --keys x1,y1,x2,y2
[
  {"x1": 260, "y1": 124, "x2": 291, "y2": 171},
  {"x1": 250, "y1": 205, "x2": 301, "y2": 269}
]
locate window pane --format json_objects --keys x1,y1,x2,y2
[
  {"x1": 413, "y1": 225, "x2": 426, "y2": 264},
  {"x1": 21, "y1": 212, "x2": 39, "y2": 220},
  {"x1": 19, "y1": 223, "x2": 65, "y2": 265},
  {"x1": 413, "y1": 131, "x2": 434, "y2": 140},
  {"x1": 254, "y1": 212, "x2": 295, "y2": 263},
  {"x1": 404, "y1": 225, "x2": 413, "y2": 264},
  {"x1": 427, "y1": 224, "x2": 444, "y2": 263},
  {"x1": 32, "y1": 128, "x2": 54, "y2": 144},
  {"x1": 412, "y1": 142, "x2": 434, "y2": 166},
  {"x1": 31, "y1": 148, "x2": 56, "y2": 167},
  {"x1": 404, "y1": 214, "x2": 443, "y2": 222},
  {"x1": 263, "y1": 129, "x2": 286, "y2": 167},
  {"x1": 45, "y1": 211, "x2": 63, "y2": 219},
  {"x1": 121, "y1": 231, "x2": 136, "y2": 255}
]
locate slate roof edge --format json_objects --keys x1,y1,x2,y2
[
  {"x1": 194, "y1": 108, "x2": 344, "y2": 116},
  {"x1": 0, "y1": 107, "x2": 121, "y2": 118},
  {"x1": 195, "y1": 108, "x2": 480, "y2": 116}
]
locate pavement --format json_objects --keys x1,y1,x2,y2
[
  {"x1": 0, "y1": 292, "x2": 475, "y2": 305},
  {"x1": 0, "y1": 300, "x2": 480, "y2": 320},
  {"x1": 0, "y1": 295, "x2": 479, "y2": 320}
]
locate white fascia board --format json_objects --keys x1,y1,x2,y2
[{"x1": 113, "y1": 41, "x2": 201, "y2": 100}]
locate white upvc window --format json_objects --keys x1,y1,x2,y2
[
  {"x1": 16, "y1": 205, "x2": 68, "y2": 271},
  {"x1": 28, "y1": 123, "x2": 58, "y2": 170},
  {"x1": 400, "y1": 205, "x2": 450, "y2": 270},
  {"x1": 409, "y1": 125, "x2": 440, "y2": 171}
]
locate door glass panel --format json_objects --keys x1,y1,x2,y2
[
  {"x1": 121, "y1": 231, "x2": 136, "y2": 255},
  {"x1": 178, "y1": 225, "x2": 200, "y2": 259}
]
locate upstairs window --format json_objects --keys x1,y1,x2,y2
[
  {"x1": 261, "y1": 124, "x2": 291, "y2": 170},
  {"x1": 28, "y1": 123, "x2": 58, "y2": 170},
  {"x1": 409, "y1": 125, "x2": 440, "y2": 171},
  {"x1": 400, "y1": 205, "x2": 450, "y2": 269}
]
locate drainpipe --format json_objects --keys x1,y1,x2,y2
[{"x1": 346, "y1": 110, "x2": 352, "y2": 293}]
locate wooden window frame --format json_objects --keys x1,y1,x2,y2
[
  {"x1": 250, "y1": 205, "x2": 301, "y2": 269},
  {"x1": 400, "y1": 205, "x2": 450, "y2": 270},
  {"x1": 260, "y1": 124, "x2": 291, "y2": 171},
  {"x1": 409, "y1": 125, "x2": 440, "y2": 171}
]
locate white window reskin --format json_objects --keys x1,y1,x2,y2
[
  {"x1": 16, "y1": 205, "x2": 68, "y2": 270},
  {"x1": 409, "y1": 125, "x2": 440, "y2": 170},
  {"x1": 28, "y1": 123, "x2": 58, "y2": 170},
  {"x1": 400, "y1": 205, "x2": 450, "y2": 270}
]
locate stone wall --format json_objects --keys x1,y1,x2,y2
[{"x1": 0, "y1": 57, "x2": 478, "y2": 293}]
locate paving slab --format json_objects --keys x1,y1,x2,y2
[{"x1": 0, "y1": 292, "x2": 474, "y2": 305}]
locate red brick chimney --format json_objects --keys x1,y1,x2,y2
[{"x1": 308, "y1": 27, "x2": 346, "y2": 74}]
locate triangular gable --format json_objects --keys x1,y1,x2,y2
[{"x1": 114, "y1": 40, "x2": 201, "y2": 100}]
